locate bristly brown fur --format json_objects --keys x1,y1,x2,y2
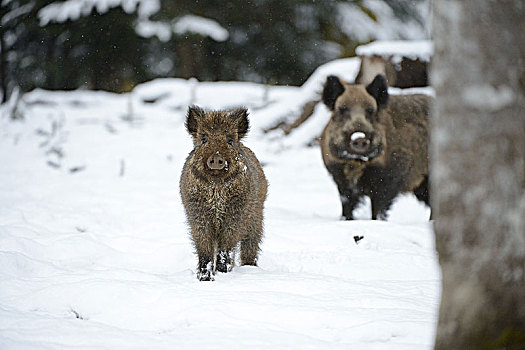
[
  {"x1": 320, "y1": 74, "x2": 431, "y2": 220},
  {"x1": 180, "y1": 106, "x2": 267, "y2": 281}
]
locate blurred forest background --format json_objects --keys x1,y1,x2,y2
[{"x1": 0, "y1": 0, "x2": 430, "y2": 103}]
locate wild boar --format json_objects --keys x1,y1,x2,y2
[
  {"x1": 320, "y1": 74, "x2": 431, "y2": 220},
  {"x1": 180, "y1": 106, "x2": 267, "y2": 281}
]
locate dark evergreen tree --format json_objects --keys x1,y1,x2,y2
[
  {"x1": 1, "y1": 0, "x2": 429, "y2": 97},
  {"x1": 43, "y1": 7, "x2": 149, "y2": 91},
  {"x1": 151, "y1": 0, "x2": 340, "y2": 85},
  {"x1": 0, "y1": 0, "x2": 45, "y2": 102}
]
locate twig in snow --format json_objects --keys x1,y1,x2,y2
[
  {"x1": 46, "y1": 161, "x2": 60, "y2": 169},
  {"x1": 354, "y1": 235, "x2": 364, "y2": 244},
  {"x1": 69, "y1": 166, "x2": 86, "y2": 174},
  {"x1": 105, "y1": 123, "x2": 118, "y2": 134},
  {"x1": 119, "y1": 159, "x2": 125, "y2": 177},
  {"x1": 70, "y1": 308, "x2": 85, "y2": 320}
]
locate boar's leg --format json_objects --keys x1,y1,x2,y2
[
  {"x1": 240, "y1": 240, "x2": 259, "y2": 266},
  {"x1": 413, "y1": 176, "x2": 431, "y2": 218},
  {"x1": 369, "y1": 178, "x2": 402, "y2": 220},
  {"x1": 367, "y1": 160, "x2": 409, "y2": 220},
  {"x1": 195, "y1": 238, "x2": 218, "y2": 281},
  {"x1": 340, "y1": 193, "x2": 363, "y2": 220},
  {"x1": 197, "y1": 254, "x2": 214, "y2": 281},
  {"x1": 240, "y1": 222, "x2": 263, "y2": 266},
  {"x1": 326, "y1": 163, "x2": 362, "y2": 220},
  {"x1": 216, "y1": 230, "x2": 238, "y2": 273},
  {"x1": 370, "y1": 191, "x2": 397, "y2": 220},
  {"x1": 216, "y1": 250, "x2": 234, "y2": 273}
]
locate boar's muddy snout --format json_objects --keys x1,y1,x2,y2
[
  {"x1": 207, "y1": 153, "x2": 226, "y2": 170},
  {"x1": 349, "y1": 132, "x2": 371, "y2": 154}
]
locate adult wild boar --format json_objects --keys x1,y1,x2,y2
[
  {"x1": 180, "y1": 106, "x2": 267, "y2": 281},
  {"x1": 320, "y1": 74, "x2": 431, "y2": 220}
]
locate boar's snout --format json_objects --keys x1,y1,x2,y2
[
  {"x1": 207, "y1": 153, "x2": 226, "y2": 170},
  {"x1": 349, "y1": 131, "x2": 372, "y2": 154}
]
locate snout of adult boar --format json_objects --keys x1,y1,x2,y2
[{"x1": 180, "y1": 106, "x2": 267, "y2": 281}]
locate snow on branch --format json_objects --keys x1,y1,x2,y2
[
  {"x1": 138, "y1": 15, "x2": 229, "y2": 43},
  {"x1": 356, "y1": 40, "x2": 433, "y2": 62},
  {"x1": 2, "y1": 3, "x2": 34, "y2": 26},
  {"x1": 135, "y1": 20, "x2": 172, "y2": 42},
  {"x1": 38, "y1": 0, "x2": 160, "y2": 26},
  {"x1": 337, "y1": 1, "x2": 430, "y2": 42},
  {"x1": 172, "y1": 15, "x2": 229, "y2": 42}
]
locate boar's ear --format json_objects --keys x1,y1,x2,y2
[
  {"x1": 230, "y1": 107, "x2": 250, "y2": 139},
  {"x1": 186, "y1": 105, "x2": 205, "y2": 135},
  {"x1": 366, "y1": 74, "x2": 389, "y2": 108},
  {"x1": 322, "y1": 75, "x2": 345, "y2": 110}
]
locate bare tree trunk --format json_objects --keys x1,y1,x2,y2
[
  {"x1": 177, "y1": 40, "x2": 204, "y2": 80},
  {"x1": 0, "y1": 17, "x2": 7, "y2": 104},
  {"x1": 432, "y1": 1, "x2": 525, "y2": 349}
]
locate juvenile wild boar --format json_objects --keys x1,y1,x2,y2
[
  {"x1": 320, "y1": 74, "x2": 431, "y2": 220},
  {"x1": 180, "y1": 106, "x2": 267, "y2": 281}
]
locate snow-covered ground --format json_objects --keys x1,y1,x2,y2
[{"x1": 0, "y1": 61, "x2": 440, "y2": 349}]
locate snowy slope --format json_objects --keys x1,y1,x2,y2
[{"x1": 0, "y1": 73, "x2": 440, "y2": 349}]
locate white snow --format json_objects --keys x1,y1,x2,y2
[
  {"x1": 2, "y1": 2, "x2": 34, "y2": 25},
  {"x1": 135, "y1": 20, "x2": 172, "y2": 42},
  {"x1": 38, "y1": 0, "x2": 159, "y2": 26},
  {"x1": 338, "y1": 1, "x2": 431, "y2": 42},
  {"x1": 0, "y1": 60, "x2": 439, "y2": 349},
  {"x1": 252, "y1": 57, "x2": 361, "y2": 141},
  {"x1": 300, "y1": 57, "x2": 362, "y2": 98},
  {"x1": 351, "y1": 132, "x2": 366, "y2": 141},
  {"x1": 356, "y1": 40, "x2": 433, "y2": 62},
  {"x1": 137, "y1": 15, "x2": 229, "y2": 45},
  {"x1": 173, "y1": 15, "x2": 229, "y2": 42},
  {"x1": 388, "y1": 86, "x2": 435, "y2": 97}
]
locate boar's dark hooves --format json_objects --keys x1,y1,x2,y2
[
  {"x1": 322, "y1": 75, "x2": 346, "y2": 111},
  {"x1": 366, "y1": 74, "x2": 389, "y2": 108},
  {"x1": 216, "y1": 251, "x2": 231, "y2": 273},
  {"x1": 197, "y1": 269, "x2": 214, "y2": 281}
]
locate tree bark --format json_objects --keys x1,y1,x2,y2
[
  {"x1": 0, "y1": 15, "x2": 7, "y2": 104},
  {"x1": 432, "y1": 1, "x2": 525, "y2": 349}
]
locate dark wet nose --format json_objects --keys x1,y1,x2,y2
[
  {"x1": 349, "y1": 132, "x2": 371, "y2": 153},
  {"x1": 207, "y1": 153, "x2": 226, "y2": 170}
]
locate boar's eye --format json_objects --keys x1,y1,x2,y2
[
  {"x1": 338, "y1": 106, "x2": 350, "y2": 114},
  {"x1": 365, "y1": 107, "x2": 376, "y2": 121},
  {"x1": 227, "y1": 137, "x2": 234, "y2": 146},
  {"x1": 201, "y1": 135, "x2": 208, "y2": 144},
  {"x1": 334, "y1": 106, "x2": 349, "y2": 122}
]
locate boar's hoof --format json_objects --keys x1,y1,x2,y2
[
  {"x1": 207, "y1": 153, "x2": 226, "y2": 170},
  {"x1": 216, "y1": 251, "x2": 232, "y2": 273},
  {"x1": 198, "y1": 268, "x2": 214, "y2": 281}
]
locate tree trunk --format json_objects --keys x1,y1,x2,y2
[
  {"x1": 432, "y1": 1, "x2": 525, "y2": 349},
  {"x1": 0, "y1": 21, "x2": 7, "y2": 103}
]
